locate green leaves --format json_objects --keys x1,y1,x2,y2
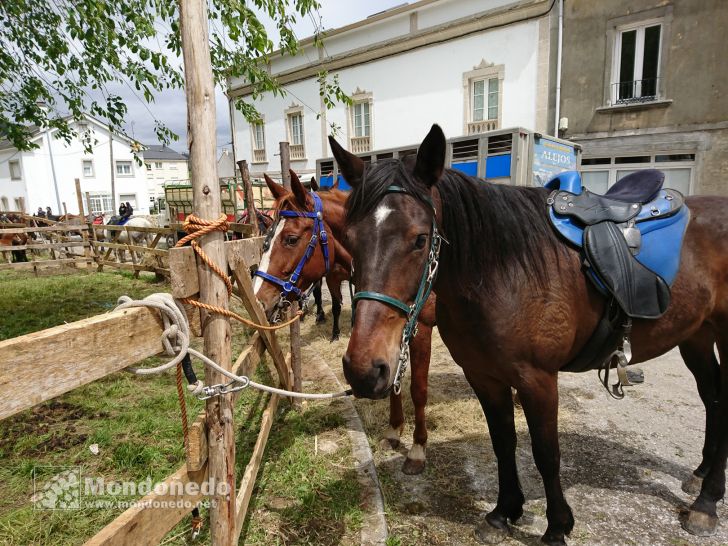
[{"x1": 0, "y1": 0, "x2": 348, "y2": 153}]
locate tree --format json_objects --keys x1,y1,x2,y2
[{"x1": 0, "y1": 0, "x2": 350, "y2": 151}]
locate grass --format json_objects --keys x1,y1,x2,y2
[{"x1": 0, "y1": 269, "x2": 362, "y2": 545}]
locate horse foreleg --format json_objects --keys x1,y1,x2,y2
[
  {"x1": 679, "y1": 326, "x2": 720, "y2": 495},
  {"x1": 470, "y1": 374, "x2": 525, "y2": 544},
  {"x1": 313, "y1": 281, "x2": 325, "y2": 323},
  {"x1": 327, "y1": 276, "x2": 343, "y2": 341},
  {"x1": 682, "y1": 327, "x2": 728, "y2": 537},
  {"x1": 402, "y1": 323, "x2": 432, "y2": 475},
  {"x1": 518, "y1": 369, "x2": 573, "y2": 546},
  {"x1": 381, "y1": 391, "x2": 405, "y2": 451}
]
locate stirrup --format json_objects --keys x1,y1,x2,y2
[{"x1": 598, "y1": 319, "x2": 633, "y2": 399}]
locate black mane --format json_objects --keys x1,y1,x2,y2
[{"x1": 346, "y1": 158, "x2": 563, "y2": 295}]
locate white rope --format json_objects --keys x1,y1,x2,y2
[{"x1": 116, "y1": 294, "x2": 351, "y2": 400}]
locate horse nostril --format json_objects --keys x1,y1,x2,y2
[{"x1": 372, "y1": 359, "x2": 390, "y2": 388}]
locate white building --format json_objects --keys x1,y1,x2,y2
[
  {"x1": 0, "y1": 114, "x2": 150, "y2": 216},
  {"x1": 143, "y1": 145, "x2": 189, "y2": 204},
  {"x1": 228, "y1": 0, "x2": 558, "y2": 179}
]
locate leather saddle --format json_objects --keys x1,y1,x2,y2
[{"x1": 546, "y1": 169, "x2": 689, "y2": 319}]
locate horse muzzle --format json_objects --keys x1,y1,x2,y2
[{"x1": 341, "y1": 353, "x2": 392, "y2": 399}]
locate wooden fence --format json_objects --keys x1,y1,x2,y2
[
  {"x1": 0, "y1": 222, "x2": 253, "y2": 278},
  {"x1": 0, "y1": 236, "x2": 301, "y2": 544}
]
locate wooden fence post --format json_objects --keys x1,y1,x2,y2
[
  {"x1": 75, "y1": 179, "x2": 92, "y2": 268},
  {"x1": 237, "y1": 160, "x2": 259, "y2": 235},
  {"x1": 179, "y1": 0, "x2": 235, "y2": 543}
]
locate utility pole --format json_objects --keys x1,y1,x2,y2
[
  {"x1": 279, "y1": 142, "x2": 291, "y2": 190},
  {"x1": 109, "y1": 130, "x2": 116, "y2": 212},
  {"x1": 236, "y1": 159, "x2": 259, "y2": 234}
]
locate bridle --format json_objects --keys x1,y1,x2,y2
[
  {"x1": 350, "y1": 185, "x2": 443, "y2": 395},
  {"x1": 254, "y1": 191, "x2": 330, "y2": 321}
]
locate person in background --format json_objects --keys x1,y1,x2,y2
[
  {"x1": 124, "y1": 201, "x2": 134, "y2": 218},
  {"x1": 36, "y1": 207, "x2": 46, "y2": 218}
]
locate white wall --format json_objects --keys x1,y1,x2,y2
[
  {"x1": 144, "y1": 158, "x2": 189, "y2": 201},
  {"x1": 0, "y1": 120, "x2": 150, "y2": 216},
  {"x1": 0, "y1": 149, "x2": 30, "y2": 211},
  {"x1": 233, "y1": 16, "x2": 542, "y2": 176}
]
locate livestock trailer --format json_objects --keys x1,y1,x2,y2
[{"x1": 316, "y1": 127, "x2": 581, "y2": 189}]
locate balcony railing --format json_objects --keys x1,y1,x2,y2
[
  {"x1": 252, "y1": 149, "x2": 267, "y2": 163},
  {"x1": 350, "y1": 136, "x2": 371, "y2": 154},
  {"x1": 612, "y1": 78, "x2": 660, "y2": 105},
  {"x1": 289, "y1": 143, "x2": 305, "y2": 160},
  {"x1": 467, "y1": 119, "x2": 499, "y2": 135}
]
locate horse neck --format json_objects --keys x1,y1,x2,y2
[{"x1": 317, "y1": 192, "x2": 352, "y2": 271}]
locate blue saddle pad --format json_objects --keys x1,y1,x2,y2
[{"x1": 547, "y1": 172, "x2": 690, "y2": 286}]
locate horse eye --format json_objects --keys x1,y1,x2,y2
[
  {"x1": 414, "y1": 234, "x2": 428, "y2": 250},
  {"x1": 285, "y1": 235, "x2": 300, "y2": 246}
]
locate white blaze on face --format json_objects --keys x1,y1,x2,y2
[
  {"x1": 374, "y1": 204, "x2": 393, "y2": 227},
  {"x1": 253, "y1": 219, "x2": 286, "y2": 295}
]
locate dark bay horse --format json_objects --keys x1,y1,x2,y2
[
  {"x1": 331, "y1": 124, "x2": 728, "y2": 545},
  {"x1": 253, "y1": 169, "x2": 436, "y2": 474}
]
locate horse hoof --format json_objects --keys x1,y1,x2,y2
[
  {"x1": 330, "y1": 335, "x2": 340, "y2": 342},
  {"x1": 401, "y1": 457, "x2": 426, "y2": 475},
  {"x1": 316, "y1": 313, "x2": 326, "y2": 324},
  {"x1": 474, "y1": 518, "x2": 509, "y2": 544},
  {"x1": 681, "y1": 473, "x2": 703, "y2": 496},
  {"x1": 681, "y1": 509, "x2": 718, "y2": 537},
  {"x1": 378, "y1": 437, "x2": 400, "y2": 451},
  {"x1": 541, "y1": 533, "x2": 567, "y2": 546}
]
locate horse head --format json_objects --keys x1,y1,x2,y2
[
  {"x1": 253, "y1": 170, "x2": 336, "y2": 322},
  {"x1": 331, "y1": 125, "x2": 446, "y2": 399}
]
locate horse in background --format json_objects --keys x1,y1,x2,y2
[
  {"x1": 0, "y1": 214, "x2": 29, "y2": 263},
  {"x1": 254, "y1": 169, "x2": 436, "y2": 474},
  {"x1": 100, "y1": 216, "x2": 156, "y2": 263}
]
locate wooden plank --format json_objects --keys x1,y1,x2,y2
[
  {"x1": 90, "y1": 240, "x2": 167, "y2": 256},
  {"x1": 226, "y1": 237, "x2": 264, "y2": 270},
  {"x1": 0, "y1": 258, "x2": 87, "y2": 271},
  {"x1": 186, "y1": 333, "x2": 266, "y2": 472},
  {"x1": 231, "y1": 262, "x2": 292, "y2": 391},
  {"x1": 0, "y1": 225, "x2": 90, "y2": 234},
  {"x1": 93, "y1": 225, "x2": 176, "y2": 234},
  {"x1": 169, "y1": 246, "x2": 200, "y2": 299},
  {"x1": 84, "y1": 464, "x2": 208, "y2": 546},
  {"x1": 8, "y1": 241, "x2": 89, "y2": 251},
  {"x1": 234, "y1": 392, "x2": 280, "y2": 542},
  {"x1": 169, "y1": 237, "x2": 264, "y2": 299},
  {"x1": 0, "y1": 307, "x2": 167, "y2": 421}
]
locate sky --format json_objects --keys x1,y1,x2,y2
[{"x1": 116, "y1": 0, "x2": 405, "y2": 155}]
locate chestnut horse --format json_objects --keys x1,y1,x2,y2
[
  {"x1": 253, "y1": 169, "x2": 436, "y2": 474},
  {"x1": 332, "y1": 124, "x2": 728, "y2": 545}
]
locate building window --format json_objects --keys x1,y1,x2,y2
[
  {"x1": 145, "y1": 163, "x2": 152, "y2": 171},
  {"x1": 155, "y1": 162, "x2": 163, "y2": 169},
  {"x1": 348, "y1": 89, "x2": 372, "y2": 153},
  {"x1": 82, "y1": 159, "x2": 94, "y2": 178},
  {"x1": 581, "y1": 152, "x2": 694, "y2": 195},
  {"x1": 116, "y1": 161, "x2": 133, "y2": 176},
  {"x1": 251, "y1": 121, "x2": 266, "y2": 163},
  {"x1": 463, "y1": 60, "x2": 504, "y2": 135},
  {"x1": 1, "y1": 196, "x2": 8, "y2": 210},
  {"x1": 613, "y1": 22, "x2": 661, "y2": 104},
  {"x1": 14, "y1": 197, "x2": 25, "y2": 212},
  {"x1": 119, "y1": 194, "x2": 137, "y2": 209},
  {"x1": 89, "y1": 192, "x2": 114, "y2": 215},
  {"x1": 285, "y1": 106, "x2": 305, "y2": 160},
  {"x1": 9, "y1": 160, "x2": 21, "y2": 180}
]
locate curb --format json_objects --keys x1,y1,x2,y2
[{"x1": 307, "y1": 354, "x2": 388, "y2": 545}]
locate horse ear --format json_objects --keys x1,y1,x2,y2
[
  {"x1": 310, "y1": 177, "x2": 319, "y2": 192},
  {"x1": 289, "y1": 169, "x2": 308, "y2": 207},
  {"x1": 264, "y1": 173, "x2": 288, "y2": 201},
  {"x1": 414, "y1": 124, "x2": 447, "y2": 187},
  {"x1": 329, "y1": 135, "x2": 364, "y2": 187}
]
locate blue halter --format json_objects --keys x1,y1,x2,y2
[{"x1": 254, "y1": 191, "x2": 330, "y2": 305}]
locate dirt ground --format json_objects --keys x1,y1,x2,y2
[{"x1": 301, "y1": 286, "x2": 728, "y2": 546}]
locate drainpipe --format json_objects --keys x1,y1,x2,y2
[{"x1": 554, "y1": 0, "x2": 564, "y2": 136}]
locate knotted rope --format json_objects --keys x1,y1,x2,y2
[
  {"x1": 175, "y1": 213, "x2": 302, "y2": 330},
  {"x1": 118, "y1": 293, "x2": 351, "y2": 400}
]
